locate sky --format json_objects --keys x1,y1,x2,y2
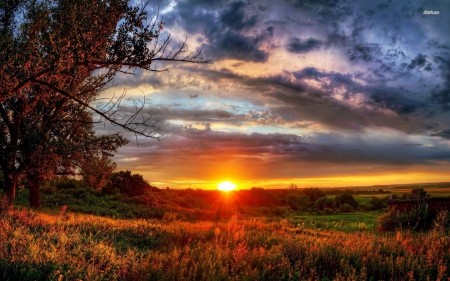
[{"x1": 95, "y1": 0, "x2": 450, "y2": 189}]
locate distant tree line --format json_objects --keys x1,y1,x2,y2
[
  {"x1": 3, "y1": 177, "x2": 393, "y2": 218},
  {"x1": 284, "y1": 188, "x2": 386, "y2": 213}
]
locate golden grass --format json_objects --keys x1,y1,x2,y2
[{"x1": 1, "y1": 209, "x2": 450, "y2": 280}]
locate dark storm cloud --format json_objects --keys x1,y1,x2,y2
[
  {"x1": 408, "y1": 54, "x2": 431, "y2": 70},
  {"x1": 286, "y1": 0, "x2": 340, "y2": 8},
  {"x1": 183, "y1": 65, "x2": 428, "y2": 132},
  {"x1": 220, "y1": 1, "x2": 258, "y2": 31},
  {"x1": 160, "y1": 0, "x2": 271, "y2": 62},
  {"x1": 286, "y1": 0, "x2": 353, "y2": 22},
  {"x1": 368, "y1": 86, "x2": 425, "y2": 115},
  {"x1": 208, "y1": 30, "x2": 270, "y2": 62},
  {"x1": 427, "y1": 39, "x2": 450, "y2": 50},
  {"x1": 181, "y1": 0, "x2": 223, "y2": 8},
  {"x1": 286, "y1": 37, "x2": 322, "y2": 54},
  {"x1": 430, "y1": 54, "x2": 450, "y2": 110},
  {"x1": 347, "y1": 44, "x2": 382, "y2": 62},
  {"x1": 430, "y1": 129, "x2": 450, "y2": 139},
  {"x1": 273, "y1": 68, "x2": 427, "y2": 125}
]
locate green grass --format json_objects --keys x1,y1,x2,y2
[
  {"x1": 291, "y1": 212, "x2": 380, "y2": 232},
  {"x1": 353, "y1": 194, "x2": 389, "y2": 205}
]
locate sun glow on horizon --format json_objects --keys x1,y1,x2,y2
[{"x1": 218, "y1": 181, "x2": 237, "y2": 191}]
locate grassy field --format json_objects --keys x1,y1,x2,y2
[
  {"x1": 291, "y1": 212, "x2": 380, "y2": 232},
  {"x1": 2, "y1": 182, "x2": 450, "y2": 280},
  {"x1": 1, "y1": 208, "x2": 450, "y2": 280}
]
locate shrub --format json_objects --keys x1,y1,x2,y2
[
  {"x1": 51, "y1": 177, "x2": 89, "y2": 190},
  {"x1": 334, "y1": 194, "x2": 358, "y2": 209},
  {"x1": 271, "y1": 207, "x2": 288, "y2": 216},
  {"x1": 339, "y1": 203, "x2": 354, "y2": 213},
  {"x1": 401, "y1": 187, "x2": 429, "y2": 200},
  {"x1": 301, "y1": 188, "x2": 326, "y2": 202},
  {"x1": 0, "y1": 195, "x2": 9, "y2": 213},
  {"x1": 323, "y1": 207, "x2": 334, "y2": 214},
  {"x1": 433, "y1": 209, "x2": 450, "y2": 234},
  {"x1": 314, "y1": 197, "x2": 335, "y2": 211},
  {"x1": 104, "y1": 170, "x2": 158, "y2": 197},
  {"x1": 286, "y1": 194, "x2": 311, "y2": 210},
  {"x1": 378, "y1": 203, "x2": 429, "y2": 231},
  {"x1": 361, "y1": 197, "x2": 388, "y2": 211}
]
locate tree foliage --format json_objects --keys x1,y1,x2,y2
[
  {"x1": 334, "y1": 194, "x2": 358, "y2": 209},
  {"x1": 81, "y1": 158, "x2": 117, "y2": 191},
  {"x1": 300, "y1": 188, "x2": 326, "y2": 202},
  {"x1": 104, "y1": 170, "x2": 156, "y2": 198},
  {"x1": 313, "y1": 197, "x2": 335, "y2": 211},
  {"x1": 286, "y1": 194, "x2": 311, "y2": 210},
  {"x1": 409, "y1": 188, "x2": 428, "y2": 199}
]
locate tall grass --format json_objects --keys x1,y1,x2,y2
[{"x1": 1, "y1": 209, "x2": 450, "y2": 280}]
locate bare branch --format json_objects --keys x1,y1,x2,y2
[{"x1": 31, "y1": 78, "x2": 160, "y2": 139}]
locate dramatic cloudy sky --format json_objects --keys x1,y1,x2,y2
[{"x1": 96, "y1": 0, "x2": 450, "y2": 189}]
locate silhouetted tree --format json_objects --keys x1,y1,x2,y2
[
  {"x1": 104, "y1": 170, "x2": 156, "y2": 197},
  {"x1": 410, "y1": 188, "x2": 428, "y2": 199}
]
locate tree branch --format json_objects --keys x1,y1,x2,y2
[{"x1": 31, "y1": 78, "x2": 160, "y2": 139}]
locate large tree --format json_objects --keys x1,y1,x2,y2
[
  {"x1": 17, "y1": 108, "x2": 128, "y2": 208},
  {"x1": 0, "y1": 0, "x2": 208, "y2": 207}
]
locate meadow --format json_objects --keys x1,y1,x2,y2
[
  {"x1": 1, "y1": 209, "x2": 450, "y2": 281},
  {"x1": 1, "y1": 182, "x2": 450, "y2": 280}
]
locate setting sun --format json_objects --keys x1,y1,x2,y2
[{"x1": 218, "y1": 181, "x2": 237, "y2": 191}]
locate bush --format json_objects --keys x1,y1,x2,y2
[
  {"x1": 301, "y1": 188, "x2": 326, "y2": 202},
  {"x1": 362, "y1": 197, "x2": 386, "y2": 211},
  {"x1": 314, "y1": 197, "x2": 335, "y2": 211},
  {"x1": 271, "y1": 207, "x2": 288, "y2": 216},
  {"x1": 104, "y1": 170, "x2": 158, "y2": 197},
  {"x1": 0, "y1": 195, "x2": 9, "y2": 213},
  {"x1": 39, "y1": 186, "x2": 165, "y2": 219},
  {"x1": 334, "y1": 194, "x2": 358, "y2": 209},
  {"x1": 433, "y1": 209, "x2": 450, "y2": 234},
  {"x1": 286, "y1": 194, "x2": 311, "y2": 210},
  {"x1": 50, "y1": 177, "x2": 89, "y2": 190},
  {"x1": 339, "y1": 203, "x2": 354, "y2": 213},
  {"x1": 378, "y1": 203, "x2": 429, "y2": 231}
]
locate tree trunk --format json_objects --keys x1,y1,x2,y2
[
  {"x1": 28, "y1": 180, "x2": 41, "y2": 209},
  {"x1": 3, "y1": 174, "x2": 16, "y2": 208}
]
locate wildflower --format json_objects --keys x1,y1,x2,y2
[{"x1": 60, "y1": 205, "x2": 67, "y2": 216}]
